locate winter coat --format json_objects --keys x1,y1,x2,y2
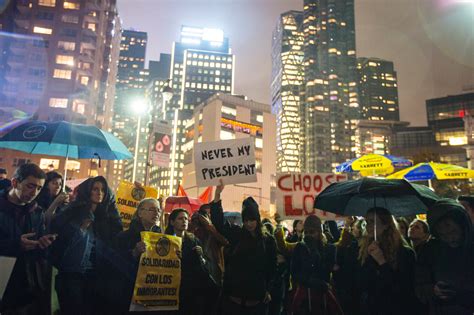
[
  {"x1": 357, "y1": 244, "x2": 418, "y2": 315},
  {"x1": 333, "y1": 237, "x2": 361, "y2": 315},
  {"x1": 416, "y1": 200, "x2": 474, "y2": 315},
  {"x1": 0, "y1": 190, "x2": 47, "y2": 311},
  {"x1": 50, "y1": 177, "x2": 122, "y2": 268},
  {"x1": 190, "y1": 214, "x2": 229, "y2": 286},
  {"x1": 291, "y1": 238, "x2": 336, "y2": 292},
  {"x1": 49, "y1": 177, "x2": 123, "y2": 307},
  {"x1": 290, "y1": 238, "x2": 343, "y2": 315},
  {"x1": 115, "y1": 219, "x2": 161, "y2": 312},
  {"x1": 210, "y1": 200, "x2": 277, "y2": 301},
  {"x1": 166, "y1": 231, "x2": 214, "y2": 315}
]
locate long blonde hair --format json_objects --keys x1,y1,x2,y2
[{"x1": 358, "y1": 207, "x2": 407, "y2": 268}]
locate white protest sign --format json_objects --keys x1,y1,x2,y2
[
  {"x1": 276, "y1": 173, "x2": 347, "y2": 221},
  {"x1": 194, "y1": 138, "x2": 257, "y2": 187}
]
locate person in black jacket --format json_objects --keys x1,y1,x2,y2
[
  {"x1": 116, "y1": 197, "x2": 162, "y2": 313},
  {"x1": 290, "y1": 215, "x2": 343, "y2": 315},
  {"x1": 333, "y1": 216, "x2": 365, "y2": 315},
  {"x1": 0, "y1": 163, "x2": 56, "y2": 314},
  {"x1": 50, "y1": 176, "x2": 123, "y2": 315},
  {"x1": 164, "y1": 208, "x2": 211, "y2": 315},
  {"x1": 416, "y1": 199, "x2": 474, "y2": 315},
  {"x1": 210, "y1": 182, "x2": 277, "y2": 315},
  {"x1": 35, "y1": 171, "x2": 69, "y2": 230},
  {"x1": 357, "y1": 207, "x2": 418, "y2": 315}
]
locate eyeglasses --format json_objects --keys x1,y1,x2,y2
[{"x1": 141, "y1": 207, "x2": 161, "y2": 213}]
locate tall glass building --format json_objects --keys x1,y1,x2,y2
[
  {"x1": 157, "y1": 26, "x2": 235, "y2": 196},
  {"x1": 271, "y1": 11, "x2": 304, "y2": 173},
  {"x1": 357, "y1": 57, "x2": 399, "y2": 121},
  {"x1": 300, "y1": 0, "x2": 360, "y2": 172}
]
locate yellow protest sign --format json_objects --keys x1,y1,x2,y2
[
  {"x1": 131, "y1": 232, "x2": 182, "y2": 311},
  {"x1": 116, "y1": 181, "x2": 158, "y2": 229}
]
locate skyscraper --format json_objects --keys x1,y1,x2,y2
[
  {"x1": 109, "y1": 29, "x2": 149, "y2": 189},
  {"x1": 0, "y1": 0, "x2": 121, "y2": 178},
  {"x1": 300, "y1": 0, "x2": 359, "y2": 172},
  {"x1": 157, "y1": 26, "x2": 235, "y2": 196},
  {"x1": 271, "y1": 11, "x2": 304, "y2": 173},
  {"x1": 357, "y1": 57, "x2": 399, "y2": 121}
]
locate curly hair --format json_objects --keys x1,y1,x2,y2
[{"x1": 358, "y1": 207, "x2": 407, "y2": 268}]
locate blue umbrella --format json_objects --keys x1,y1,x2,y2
[{"x1": 0, "y1": 120, "x2": 132, "y2": 160}]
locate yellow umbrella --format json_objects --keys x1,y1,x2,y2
[
  {"x1": 387, "y1": 162, "x2": 474, "y2": 181},
  {"x1": 350, "y1": 154, "x2": 410, "y2": 176}
]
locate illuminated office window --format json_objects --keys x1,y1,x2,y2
[{"x1": 33, "y1": 26, "x2": 52, "y2": 35}]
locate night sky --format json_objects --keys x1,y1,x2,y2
[{"x1": 117, "y1": 0, "x2": 474, "y2": 126}]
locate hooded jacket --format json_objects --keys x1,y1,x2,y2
[
  {"x1": 0, "y1": 190, "x2": 46, "y2": 311},
  {"x1": 210, "y1": 199, "x2": 277, "y2": 301},
  {"x1": 416, "y1": 199, "x2": 474, "y2": 315},
  {"x1": 49, "y1": 176, "x2": 123, "y2": 272}
]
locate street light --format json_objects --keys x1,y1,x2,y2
[{"x1": 132, "y1": 98, "x2": 148, "y2": 183}]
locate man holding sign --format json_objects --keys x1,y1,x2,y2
[
  {"x1": 130, "y1": 231, "x2": 182, "y2": 312},
  {"x1": 194, "y1": 138, "x2": 257, "y2": 187},
  {"x1": 116, "y1": 198, "x2": 163, "y2": 312}
]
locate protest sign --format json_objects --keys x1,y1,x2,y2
[
  {"x1": 276, "y1": 173, "x2": 347, "y2": 220},
  {"x1": 194, "y1": 137, "x2": 257, "y2": 186},
  {"x1": 131, "y1": 232, "x2": 182, "y2": 312},
  {"x1": 0, "y1": 257, "x2": 16, "y2": 297},
  {"x1": 116, "y1": 181, "x2": 158, "y2": 230}
]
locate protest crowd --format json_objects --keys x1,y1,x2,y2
[{"x1": 0, "y1": 163, "x2": 473, "y2": 315}]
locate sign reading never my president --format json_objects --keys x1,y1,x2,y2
[{"x1": 194, "y1": 137, "x2": 257, "y2": 186}]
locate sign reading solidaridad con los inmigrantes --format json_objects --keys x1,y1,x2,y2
[
  {"x1": 276, "y1": 173, "x2": 347, "y2": 220},
  {"x1": 130, "y1": 232, "x2": 182, "y2": 312}
]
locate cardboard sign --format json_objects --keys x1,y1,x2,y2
[
  {"x1": 194, "y1": 138, "x2": 257, "y2": 187},
  {"x1": 116, "y1": 181, "x2": 158, "y2": 230},
  {"x1": 131, "y1": 232, "x2": 182, "y2": 311},
  {"x1": 276, "y1": 173, "x2": 347, "y2": 220}
]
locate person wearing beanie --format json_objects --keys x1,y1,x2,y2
[
  {"x1": 209, "y1": 181, "x2": 277, "y2": 315},
  {"x1": 415, "y1": 199, "x2": 474, "y2": 315},
  {"x1": 290, "y1": 215, "x2": 343, "y2": 315}
]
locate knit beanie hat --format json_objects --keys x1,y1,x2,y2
[
  {"x1": 304, "y1": 215, "x2": 322, "y2": 231},
  {"x1": 242, "y1": 197, "x2": 260, "y2": 221}
]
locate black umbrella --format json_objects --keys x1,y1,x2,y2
[
  {"x1": 314, "y1": 178, "x2": 440, "y2": 239},
  {"x1": 314, "y1": 177, "x2": 439, "y2": 217}
]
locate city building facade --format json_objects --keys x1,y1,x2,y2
[
  {"x1": 426, "y1": 92, "x2": 474, "y2": 167},
  {"x1": 0, "y1": 0, "x2": 121, "y2": 179},
  {"x1": 356, "y1": 120, "x2": 408, "y2": 156},
  {"x1": 300, "y1": 0, "x2": 360, "y2": 172},
  {"x1": 271, "y1": 10, "x2": 304, "y2": 173},
  {"x1": 181, "y1": 94, "x2": 276, "y2": 212},
  {"x1": 156, "y1": 26, "x2": 235, "y2": 196},
  {"x1": 357, "y1": 57, "x2": 399, "y2": 121},
  {"x1": 109, "y1": 29, "x2": 148, "y2": 190}
]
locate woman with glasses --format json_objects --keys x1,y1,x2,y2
[{"x1": 116, "y1": 198, "x2": 162, "y2": 313}]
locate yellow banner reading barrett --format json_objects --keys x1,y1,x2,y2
[
  {"x1": 131, "y1": 232, "x2": 182, "y2": 311},
  {"x1": 116, "y1": 181, "x2": 158, "y2": 230}
]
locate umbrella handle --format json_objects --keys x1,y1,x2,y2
[
  {"x1": 63, "y1": 149, "x2": 69, "y2": 192},
  {"x1": 374, "y1": 211, "x2": 377, "y2": 242}
]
